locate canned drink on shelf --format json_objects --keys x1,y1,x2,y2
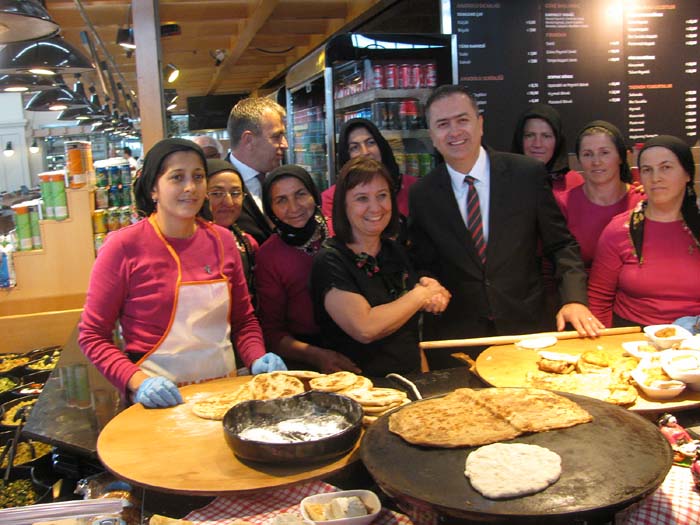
[
  {"x1": 394, "y1": 152, "x2": 407, "y2": 175},
  {"x1": 119, "y1": 162, "x2": 132, "y2": 185},
  {"x1": 406, "y1": 154, "x2": 421, "y2": 178},
  {"x1": 119, "y1": 206, "x2": 133, "y2": 229},
  {"x1": 28, "y1": 205, "x2": 42, "y2": 249},
  {"x1": 108, "y1": 185, "x2": 121, "y2": 207},
  {"x1": 411, "y1": 64, "x2": 423, "y2": 88},
  {"x1": 95, "y1": 166, "x2": 109, "y2": 188},
  {"x1": 106, "y1": 207, "x2": 121, "y2": 232},
  {"x1": 371, "y1": 101, "x2": 387, "y2": 129},
  {"x1": 419, "y1": 153, "x2": 434, "y2": 176},
  {"x1": 64, "y1": 141, "x2": 92, "y2": 188},
  {"x1": 11, "y1": 205, "x2": 32, "y2": 251},
  {"x1": 94, "y1": 187, "x2": 109, "y2": 209},
  {"x1": 384, "y1": 63, "x2": 398, "y2": 89},
  {"x1": 94, "y1": 233, "x2": 106, "y2": 254},
  {"x1": 92, "y1": 209, "x2": 107, "y2": 234},
  {"x1": 398, "y1": 64, "x2": 412, "y2": 89},
  {"x1": 120, "y1": 184, "x2": 133, "y2": 206},
  {"x1": 385, "y1": 101, "x2": 401, "y2": 130},
  {"x1": 50, "y1": 174, "x2": 68, "y2": 221},
  {"x1": 38, "y1": 173, "x2": 54, "y2": 219},
  {"x1": 108, "y1": 165, "x2": 121, "y2": 186},
  {"x1": 404, "y1": 99, "x2": 420, "y2": 129},
  {"x1": 398, "y1": 100, "x2": 409, "y2": 130},
  {"x1": 371, "y1": 64, "x2": 384, "y2": 89},
  {"x1": 423, "y1": 62, "x2": 437, "y2": 87}
]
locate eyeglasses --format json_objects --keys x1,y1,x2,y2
[{"x1": 207, "y1": 190, "x2": 245, "y2": 201}]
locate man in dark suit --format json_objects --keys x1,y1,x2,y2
[
  {"x1": 226, "y1": 97, "x2": 288, "y2": 244},
  {"x1": 409, "y1": 85, "x2": 602, "y2": 369}
]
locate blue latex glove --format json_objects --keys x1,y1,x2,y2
[
  {"x1": 251, "y1": 353, "x2": 288, "y2": 374},
  {"x1": 134, "y1": 376, "x2": 183, "y2": 408},
  {"x1": 674, "y1": 316, "x2": 700, "y2": 335}
]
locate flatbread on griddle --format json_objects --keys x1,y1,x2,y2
[
  {"x1": 472, "y1": 388, "x2": 592, "y2": 433},
  {"x1": 388, "y1": 387, "x2": 592, "y2": 448},
  {"x1": 388, "y1": 389, "x2": 521, "y2": 447}
]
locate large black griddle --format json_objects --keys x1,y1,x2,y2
[{"x1": 361, "y1": 392, "x2": 672, "y2": 524}]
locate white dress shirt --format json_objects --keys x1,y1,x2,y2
[
  {"x1": 227, "y1": 152, "x2": 264, "y2": 213},
  {"x1": 446, "y1": 146, "x2": 491, "y2": 242}
]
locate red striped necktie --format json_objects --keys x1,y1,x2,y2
[{"x1": 465, "y1": 175, "x2": 486, "y2": 263}]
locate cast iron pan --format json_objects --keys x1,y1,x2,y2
[{"x1": 361, "y1": 391, "x2": 672, "y2": 524}]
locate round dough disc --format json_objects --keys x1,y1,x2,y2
[{"x1": 516, "y1": 336, "x2": 557, "y2": 350}]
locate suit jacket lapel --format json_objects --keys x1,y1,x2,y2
[{"x1": 486, "y1": 150, "x2": 512, "y2": 266}]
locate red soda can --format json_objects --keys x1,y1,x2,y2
[
  {"x1": 384, "y1": 64, "x2": 398, "y2": 89},
  {"x1": 372, "y1": 64, "x2": 384, "y2": 89},
  {"x1": 398, "y1": 100, "x2": 409, "y2": 130},
  {"x1": 411, "y1": 64, "x2": 423, "y2": 88},
  {"x1": 423, "y1": 62, "x2": 437, "y2": 87},
  {"x1": 398, "y1": 64, "x2": 412, "y2": 89}
]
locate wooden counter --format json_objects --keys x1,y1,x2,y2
[{"x1": 96, "y1": 377, "x2": 362, "y2": 496}]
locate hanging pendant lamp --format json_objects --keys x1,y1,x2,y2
[
  {"x1": 0, "y1": 35, "x2": 94, "y2": 75},
  {"x1": 25, "y1": 86, "x2": 90, "y2": 111},
  {"x1": 0, "y1": 0, "x2": 60, "y2": 44},
  {"x1": 0, "y1": 73, "x2": 55, "y2": 92}
]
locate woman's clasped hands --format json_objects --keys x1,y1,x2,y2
[{"x1": 415, "y1": 277, "x2": 451, "y2": 315}]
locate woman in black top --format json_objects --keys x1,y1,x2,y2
[{"x1": 310, "y1": 157, "x2": 450, "y2": 376}]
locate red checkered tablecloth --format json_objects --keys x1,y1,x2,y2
[
  {"x1": 184, "y1": 480, "x2": 413, "y2": 524},
  {"x1": 616, "y1": 466, "x2": 700, "y2": 525}
]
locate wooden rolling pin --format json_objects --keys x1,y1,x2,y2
[{"x1": 419, "y1": 326, "x2": 641, "y2": 350}]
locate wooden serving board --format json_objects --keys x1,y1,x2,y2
[
  {"x1": 475, "y1": 332, "x2": 700, "y2": 412},
  {"x1": 96, "y1": 376, "x2": 361, "y2": 495}
]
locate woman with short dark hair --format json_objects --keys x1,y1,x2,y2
[{"x1": 311, "y1": 157, "x2": 450, "y2": 376}]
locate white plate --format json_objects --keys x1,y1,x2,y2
[
  {"x1": 622, "y1": 341, "x2": 662, "y2": 359},
  {"x1": 516, "y1": 336, "x2": 557, "y2": 350}
]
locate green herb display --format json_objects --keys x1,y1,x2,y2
[{"x1": 0, "y1": 479, "x2": 37, "y2": 508}]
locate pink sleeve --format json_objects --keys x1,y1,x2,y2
[
  {"x1": 321, "y1": 186, "x2": 335, "y2": 220},
  {"x1": 254, "y1": 243, "x2": 291, "y2": 350},
  {"x1": 78, "y1": 234, "x2": 141, "y2": 393},
  {"x1": 588, "y1": 222, "x2": 624, "y2": 327},
  {"x1": 554, "y1": 190, "x2": 568, "y2": 220},
  {"x1": 226, "y1": 234, "x2": 266, "y2": 368}
]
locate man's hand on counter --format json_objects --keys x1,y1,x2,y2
[{"x1": 133, "y1": 376, "x2": 183, "y2": 408}]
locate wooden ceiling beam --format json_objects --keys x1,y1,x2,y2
[{"x1": 206, "y1": 0, "x2": 279, "y2": 95}]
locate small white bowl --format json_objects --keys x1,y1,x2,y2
[
  {"x1": 661, "y1": 350, "x2": 700, "y2": 390},
  {"x1": 631, "y1": 367, "x2": 686, "y2": 400},
  {"x1": 643, "y1": 324, "x2": 693, "y2": 350},
  {"x1": 621, "y1": 340, "x2": 661, "y2": 359},
  {"x1": 679, "y1": 336, "x2": 700, "y2": 351},
  {"x1": 300, "y1": 490, "x2": 381, "y2": 525}
]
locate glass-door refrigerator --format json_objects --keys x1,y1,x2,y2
[{"x1": 286, "y1": 33, "x2": 454, "y2": 190}]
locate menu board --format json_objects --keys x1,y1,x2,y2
[{"x1": 451, "y1": 1, "x2": 699, "y2": 150}]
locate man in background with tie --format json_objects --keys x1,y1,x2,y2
[
  {"x1": 408, "y1": 85, "x2": 602, "y2": 369},
  {"x1": 226, "y1": 97, "x2": 288, "y2": 244}
]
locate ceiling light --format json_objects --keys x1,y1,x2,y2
[
  {"x1": 0, "y1": 73, "x2": 54, "y2": 92},
  {"x1": 116, "y1": 27, "x2": 135, "y2": 50},
  {"x1": 164, "y1": 63, "x2": 179, "y2": 83},
  {"x1": 29, "y1": 139, "x2": 39, "y2": 154},
  {"x1": 25, "y1": 86, "x2": 90, "y2": 111},
  {"x1": 0, "y1": 35, "x2": 94, "y2": 76},
  {"x1": 0, "y1": 0, "x2": 60, "y2": 44},
  {"x1": 3, "y1": 141, "x2": 14, "y2": 157}
]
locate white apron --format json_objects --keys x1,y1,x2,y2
[{"x1": 137, "y1": 216, "x2": 236, "y2": 385}]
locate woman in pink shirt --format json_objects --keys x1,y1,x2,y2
[
  {"x1": 556, "y1": 120, "x2": 644, "y2": 270},
  {"x1": 256, "y1": 164, "x2": 360, "y2": 373},
  {"x1": 79, "y1": 139, "x2": 285, "y2": 408},
  {"x1": 589, "y1": 135, "x2": 700, "y2": 327}
]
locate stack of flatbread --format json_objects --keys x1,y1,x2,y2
[
  {"x1": 309, "y1": 372, "x2": 410, "y2": 425},
  {"x1": 191, "y1": 372, "x2": 305, "y2": 420},
  {"x1": 191, "y1": 370, "x2": 410, "y2": 423},
  {"x1": 388, "y1": 387, "x2": 592, "y2": 448}
]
